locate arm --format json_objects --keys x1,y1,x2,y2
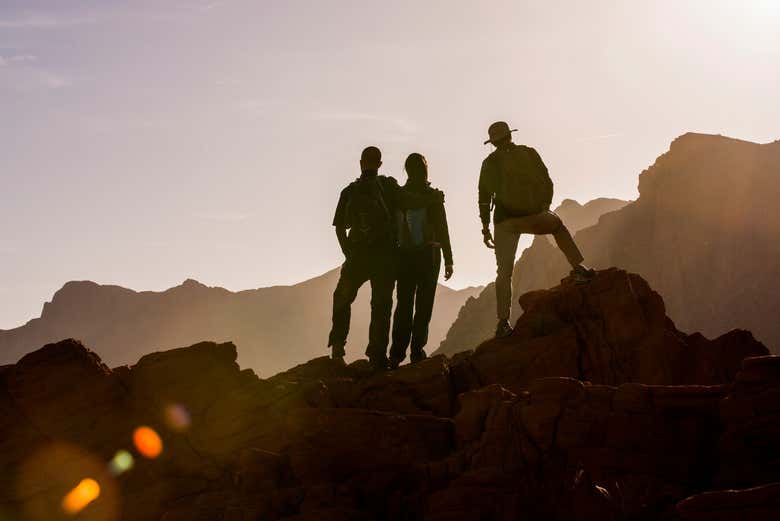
[
  {"x1": 437, "y1": 202, "x2": 454, "y2": 280},
  {"x1": 478, "y1": 158, "x2": 495, "y2": 248},
  {"x1": 336, "y1": 226, "x2": 350, "y2": 258},
  {"x1": 333, "y1": 187, "x2": 351, "y2": 258}
]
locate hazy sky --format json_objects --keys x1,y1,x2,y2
[{"x1": 2, "y1": 0, "x2": 779, "y2": 329}]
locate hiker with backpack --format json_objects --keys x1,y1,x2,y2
[
  {"x1": 388, "y1": 153, "x2": 453, "y2": 370},
  {"x1": 479, "y1": 121, "x2": 595, "y2": 338},
  {"x1": 328, "y1": 146, "x2": 443, "y2": 370}
]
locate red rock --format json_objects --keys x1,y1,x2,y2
[
  {"x1": 0, "y1": 269, "x2": 776, "y2": 521},
  {"x1": 470, "y1": 269, "x2": 767, "y2": 390}
]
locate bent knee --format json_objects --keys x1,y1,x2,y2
[{"x1": 546, "y1": 211, "x2": 564, "y2": 232}]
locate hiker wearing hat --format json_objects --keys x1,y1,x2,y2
[
  {"x1": 388, "y1": 153, "x2": 453, "y2": 370},
  {"x1": 479, "y1": 122, "x2": 595, "y2": 338},
  {"x1": 329, "y1": 146, "x2": 443, "y2": 370}
]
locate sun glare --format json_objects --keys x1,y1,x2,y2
[
  {"x1": 61, "y1": 478, "x2": 100, "y2": 515},
  {"x1": 108, "y1": 449, "x2": 135, "y2": 475},
  {"x1": 133, "y1": 426, "x2": 163, "y2": 459}
]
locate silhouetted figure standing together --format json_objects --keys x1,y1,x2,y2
[
  {"x1": 479, "y1": 122, "x2": 594, "y2": 338},
  {"x1": 389, "y1": 154, "x2": 453, "y2": 369},
  {"x1": 329, "y1": 146, "x2": 441, "y2": 370}
]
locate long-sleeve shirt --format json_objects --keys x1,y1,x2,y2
[
  {"x1": 397, "y1": 181, "x2": 453, "y2": 266},
  {"x1": 478, "y1": 143, "x2": 553, "y2": 227}
]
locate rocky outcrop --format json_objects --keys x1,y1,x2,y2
[
  {"x1": 436, "y1": 197, "x2": 628, "y2": 356},
  {"x1": 439, "y1": 133, "x2": 780, "y2": 357},
  {"x1": 0, "y1": 270, "x2": 776, "y2": 520},
  {"x1": 465, "y1": 268, "x2": 765, "y2": 390},
  {"x1": 0, "y1": 271, "x2": 482, "y2": 376}
]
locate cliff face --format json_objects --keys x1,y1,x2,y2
[
  {"x1": 0, "y1": 272, "x2": 481, "y2": 376},
  {"x1": 0, "y1": 269, "x2": 775, "y2": 521},
  {"x1": 438, "y1": 133, "x2": 780, "y2": 357}
]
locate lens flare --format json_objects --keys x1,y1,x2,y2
[
  {"x1": 133, "y1": 426, "x2": 163, "y2": 459},
  {"x1": 164, "y1": 403, "x2": 191, "y2": 431},
  {"x1": 62, "y1": 478, "x2": 100, "y2": 515},
  {"x1": 108, "y1": 450, "x2": 134, "y2": 476}
]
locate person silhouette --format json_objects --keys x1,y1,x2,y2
[
  {"x1": 328, "y1": 146, "x2": 442, "y2": 370},
  {"x1": 388, "y1": 153, "x2": 453, "y2": 369},
  {"x1": 478, "y1": 122, "x2": 595, "y2": 338}
]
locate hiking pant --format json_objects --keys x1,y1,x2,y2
[
  {"x1": 495, "y1": 211, "x2": 584, "y2": 321},
  {"x1": 328, "y1": 250, "x2": 397, "y2": 361},
  {"x1": 390, "y1": 246, "x2": 441, "y2": 362}
]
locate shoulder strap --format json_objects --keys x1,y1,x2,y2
[{"x1": 374, "y1": 177, "x2": 391, "y2": 220}]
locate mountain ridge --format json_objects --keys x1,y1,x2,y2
[{"x1": 0, "y1": 271, "x2": 482, "y2": 376}]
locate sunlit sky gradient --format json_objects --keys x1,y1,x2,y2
[{"x1": 2, "y1": 0, "x2": 779, "y2": 329}]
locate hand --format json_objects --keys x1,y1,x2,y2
[
  {"x1": 482, "y1": 228, "x2": 495, "y2": 249},
  {"x1": 444, "y1": 264, "x2": 454, "y2": 280}
]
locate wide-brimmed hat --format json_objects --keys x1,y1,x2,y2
[{"x1": 484, "y1": 121, "x2": 518, "y2": 145}]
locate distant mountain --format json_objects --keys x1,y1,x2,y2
[
  {"x1": 435, "y1": 197, "x2": 629, "y2": 356},
  {"x1": 0, "y1": 271, "x2": 481, "y2": 376},
  {"x1": 437, "y1": 133, "x2": 780, "y2": 357}
]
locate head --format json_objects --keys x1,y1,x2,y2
[
  {"x1": 404, "y1": 153, "x2": 428, "y2": 183},
  {"x1": 360, "y1": 146, "x2": 382, "y2": 172},
  {"x1": 484, "y1": 121, "x2": 517, "y2": 148}
]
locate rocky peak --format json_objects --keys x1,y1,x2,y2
[{"x1": 181, "y1": 278, "x2": 207, "y2": 289}]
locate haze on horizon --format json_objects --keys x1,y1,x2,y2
[{"x1": 1, "y1": 0, "x2": 779, "y2": 330}]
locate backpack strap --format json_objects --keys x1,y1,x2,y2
[{"x1": 374, "y1": 177, "x2": 391, "y2": 221}]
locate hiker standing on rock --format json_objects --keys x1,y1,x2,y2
[
  {"x1": 479, "y1": 121, "x2": 595, "y2": 338},
  {"x1": 388, "y1": 153, "x2": 453, "y2": 370},
  {"x1": 329, "y1": 146, "x2": 443, "y2": 370}
]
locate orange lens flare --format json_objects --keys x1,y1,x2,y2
[
  {"x1": 133, "y1": 426, "x2": 163, "y2": 459},
  {"x1": 62, "y1": 478, "x2": 100, "y2": 515}
]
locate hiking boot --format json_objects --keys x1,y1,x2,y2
[
  {"x1": 410, "y1": 350, "x2": 427, "y2": 364},
  {"x1": 369, "y1": 356, "x2": 389, "y2": 372},
  {"x1": 495, "y1": 319, "x2": 513, "y2": 338},
  {"x1": 570, "y1": 264, "x2": 596, "y2": 284},
  {"x1": 388, "y1": 356, "x2": 404, "y2": 370},
  {"x1": 331, "y1": 343, "x2": 346, "y2": 364}
]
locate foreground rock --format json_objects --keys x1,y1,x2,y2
[
  {"x1": 467, "y1": 268, "x2": 765, "y2": 390},
  {"x1": 0, "y1": 269, "x2": 776, "y2": 520}
]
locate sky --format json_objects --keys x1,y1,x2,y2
[{"x1": 1, "y1": 0, "x2": 779, "y2": 329}]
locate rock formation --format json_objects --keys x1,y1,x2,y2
[
  {"x1": 1, "y1": 269, "x2": 776, "y2": 520},
  {"x1": 438, "y1": 133, "x2": 780, "y2": 357},
  {"x1": 0, "y1": 270, "x2": 481, "y2": 376},
  {"x1": 436, "y1": 197, "x2": 628, "y2": 357}
]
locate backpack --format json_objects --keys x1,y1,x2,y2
[
  {"x1": 397, "y1": 207, "x2": 430, "y2": 249},
  {"x1": 345, "y1": 176, "x2": 394, "y2": 246},
  {"x1": 494, "y1": 145, "x2": 552, "y2": 216}
]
